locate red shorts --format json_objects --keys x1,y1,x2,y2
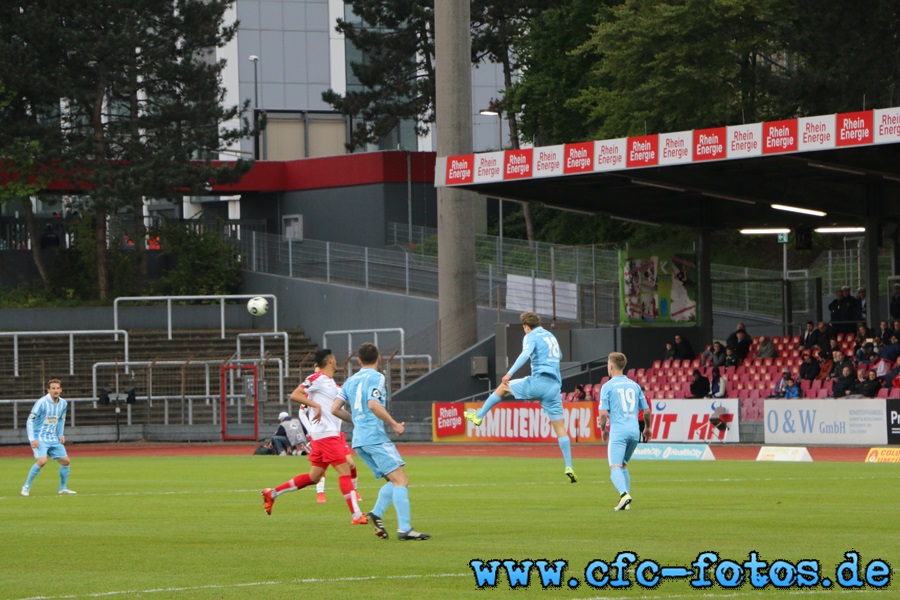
[
  {"x1": 308, "y1": 435, "x2": 348, "y2": 468},
  {"x1": 340, "y1": 432, "x2": 352, "y2": 454}
]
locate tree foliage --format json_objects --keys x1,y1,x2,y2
[
  {"x1": 322, "y1": 0, "x2": 435, "y2": 150},
  {"x1": 0, "y1": 0, "x2": 255, "y2": 299}
]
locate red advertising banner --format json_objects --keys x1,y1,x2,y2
[
  {"x1": 693, "y1": 127, "x2": 727, "y2": 161},
  {"x1": 445, "y1": 154, "x2": 474, "y2": 184},
  {"x1": 836, "y1": 110, "x2": 873, "y2": 146},
  {"x1": 504, "y1": 148, "x2": 533, "y2": 179},
  {"x1": 432, "y1": 401, "x2": 598, "y2": 443},
  {"x1": 762, "y1": 118, "x2": 798, "y2": 154},
  {"x1": 626, "y1": 134, "x2": 659, "y2": 167},
  {"x1": 563, "y1": 142, "x2": 594, "y2": 173},
  {"x1": 432, "y1": 399, "x2": 741, "y2": 443}
]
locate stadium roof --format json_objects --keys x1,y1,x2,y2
[{"x1": 435, "y1": 107, "x2": 900, "y2": 232}]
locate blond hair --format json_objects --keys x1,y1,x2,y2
[{"x1": 608, "y1": 352, "x2": 627, "y2": 372}]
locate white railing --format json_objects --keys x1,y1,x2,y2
[{"x1": 1, "y1": 330, "x2": 129, "y2": 377}]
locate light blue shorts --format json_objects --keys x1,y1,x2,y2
[
  {"x1": 33, "y1": 441, "x2": 67, "y2": 460},
  {"x1": 509, "y1": 375, "x2": 563, "y2": 421},
  {"x1": 355, "y1": 442, "x2": 405, "y2": 479},
  {"x1": 607, "y1": 434, "x2": 639, "y2": 467}
]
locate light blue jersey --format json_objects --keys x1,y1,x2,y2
[
  {"x1": 338, "y1": 367, "x2": 389, "y2": 448},
  {"x1": 508, "y1": 326, "x2": 561, "y2": 381},
  {"x1": 26, "y1": 394, "x2": 67, "y2": 444},
  {"x1": 599, "y1": 375, "x2": 649, "y2": 441}
]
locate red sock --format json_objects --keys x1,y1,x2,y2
[
  {"x1": 276, "y1": 473, "x2": 313, "y2": 494},
  {"x1": 339, "y1": 475, "x2": 360, "y2": 514},
  {"x1": 350, "y1": 465, "x2": 358, "y2": 479}
]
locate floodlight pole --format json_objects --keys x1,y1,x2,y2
[{"x1": 249, "y1": 55, "x2": 260, "y2": 159}]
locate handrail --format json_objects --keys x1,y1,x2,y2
[
  {"x1": 236, "y1": 332, "x2": 290, "y2": 376},
  {"x1": 1, "y1": 330, "x2": 129, "y2": 377},
  {"x1": 113, "y1": 294, "x2": 278, "y2": 340}
]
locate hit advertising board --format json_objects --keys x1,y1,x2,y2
[
  {"x1": 763, "y1": 399, "x2": 887, "y2": 445},
  {"x1": 432, "y1": 399, "x2": 740, "y2": 443}
]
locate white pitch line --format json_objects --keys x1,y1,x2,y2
[{"x1": 13, "y1": 572, "x2": 467, "y2": 600}]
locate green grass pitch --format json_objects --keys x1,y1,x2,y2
[{"x1": 0, "y1": 454, "x2": 896, "y2": 599}]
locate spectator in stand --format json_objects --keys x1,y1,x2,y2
[
  {"x1": 688, "y1": 369, "x2": 710, "y2": 398},
  {"x1": 827, "y1": 338, "x2": 841, "y2": 356},
  {"x1": 798, "y1": 321, "x2": 816, "y2": 350},
  {"x1": 808, "y1": 321, "x2": 833, "y2": 352},
  {"x1": 893, "y1": 320, "x2": 900, "y2": 339},
  {"x1": 726, "y1": 322, "x2": 748, "y2": 350},
  {"x1": 832, "y1": 365, "x2": 857, "y2": 397},
  {"x1": 753, "y1": 335, "x2": 777, "y2": 360},
  {"x1": 700, "y1": 341, "x2": 726, "y2": 368},
  {"x1": 782, "y1": 375, "x2": 801, "y2": 399},
  {"x1": 878, "y1": 334, "x2": 900, "y2": 363},
  {"x1": 856, "y1": 287, "x2": 867, "y2": 321},
  {"x1": 857, "y1": 369, "x2": 882, "y2": 398},
  {"x1": 673, "y1": 334, "x2": 695, "y2": 360},
  {"x1": 767, "y1": 369, "x2": 793, "y2": 398},
  {"x1": 815, "y1": 351, "x2": 833, "y2": 381},
  {"x1": 868, "y1": 351, "x2": 893, "y2": 380},
  {"x1": 663, "y1": 342, "x2": 676, "y2": 362},
  {"x1": 891, "y1": 284, "x2": 900, "y2": 321},
  {"x1": 854, "y1": 338, "x2": 875, "y2": 363},
  {"x1": 855, "y1": 322, "x2": 874, "y2": 344},
  {"x1": 829, "y1": 350, "x2": 854, "y2": 380},
  {"x1": 729, "y1": 330, "x2": 751, "y2": 364},
  {"x1": 828, "y1": 286, "x2": 857, "y2": 334},
  {"x1": 877, "y1": 320, "x2": 893, "y2": 346},
  {"x1": 723, "y1": 346, "x2": 740, "y2": 368},
  {"x1": 572, "y1": 384, "x2": 587, "y2": 401},
  {"x1": 707, "y1": 367, "x2": 726, "y2": 398},
  {"x1": 798, "y1": 352, "x2": 820, "y2": 382}
]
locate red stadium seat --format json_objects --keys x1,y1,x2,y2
[{"x1": 877, "y1": 388, "x2": 890, "y2": 398}]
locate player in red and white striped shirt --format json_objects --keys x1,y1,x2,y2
[{"x1": 261, "y1": 349, "x2": 365, "y2": 524}]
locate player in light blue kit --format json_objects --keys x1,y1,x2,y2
[
  {"x1": 598, "y1": 352, "x2": 651, "y2": 511},
  {"x1": 333, "y1": 343, "x2": 430, "y2": 541},
  {"x1": 21, "y1": 379, "x2": 76, "y2": 496},
  {"x1": 464, "y1": 311, "x2": 577, "y2": 483}
]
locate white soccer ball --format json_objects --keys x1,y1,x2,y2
[{"x1": 247, "y1": 296, "x2": 268, "y2": 316}]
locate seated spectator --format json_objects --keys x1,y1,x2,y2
[
  {"x1": 829, "y1": 350, "x2": 854, "y2": 380},
  {"x1": 808, "y1": 320, "x2": 833, "y2": 351},
  {"x1": 271, "y1": 412, "x2": 295, "y2": 456},
  {"x1": 753, "y1": 335, "x2": 777, "y2": 360},
  {"x1": 827, "y1": 338, "x2": 841, "y2": 355},
  {"x1": 832, "y1": 365, "x2": 857, "y2": 397},
  {"x1": 855, "y1": 340, "x2": 875, "y2": 363},
  {"x1": 855, "y1": 322, "x2": 874, "y2": 343},
  {"x1": 869, "y1": 352, "x2": 894, "y2": 379},
  {"x1": 857, "y1": 369, "x2": 882, "y2": 398},
  {"x1": 700, "y1": 341, "x2": 726, "y2": 367},
  {"x1": 877, "y1": 320, "x2": 893, "y2": 346},
  {"x1": 663, "y1": 342, "x2": 676, "y2": 362},
  {"x1": 782, "y1": 376, "x2": 801, "y2": 399},
  {"x1": 729, "y1": 330, "x2": 751, "y2": 363},
  {"x1": 798, "y1": 352, "x2": 820, "y2": 381},
  {"x1": 673, "y1": 334, "x2": 695, "y2": 360},
  {"x1": 572, "y1": 384, "x2": 587, "y2": 400},
  {"x1": 798, "y1": 321, "x2": 816, "y2": 350},
  {"x1": 689, "y1": 369, "x2": 710, "y2": 398},
  {"x1": 707, "y1": 367, "x2": 726, "y2": 398},
  {"x1": 767, "y1": 369, "x2": 793, "y2": 398},
  {"x1": 878, "y1": 335, "x2": 900, "y2": 362},
  {"x1": 815, "y1": 351, "x2": 833, "y2": 381},
  {"x1": 726, "y1": 322, "x2": 749, "y2": 350},
  {"x1": 723, "y1": 346, "x2": 739, "y2": 367}
]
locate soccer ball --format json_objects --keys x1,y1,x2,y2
[{"x1": 247, "y1": 296, "x2": 268, "y2": 316}]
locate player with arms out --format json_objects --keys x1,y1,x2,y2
[
  {"x1": 598, "y1": 352, "x2": 651, "y2": 511},
  {"x1": 22, "y1": 379, "x2": 76, "y2": 496},
  {"x1": 333, "y1": 342, "x2": 430, "y2": 541},
  {"x1": 261, "y1": 349, "x2": 366, "y2": 525},
  {"x1": 464, "y1": 311, "x2": 577, "y2": 482}
]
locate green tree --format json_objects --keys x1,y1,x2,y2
[
  {"x1": 0, "y1": 0, "x2": 255, "y2": 300},
  {"x1": 322, "y1": 0, "x2": 435, "y2": 150},
  {"x1": 571, "y1": 0, "x2": 790, "y2": 139},
  {"x1": 506, "y1": 0, "x2": 605, "y2": 145}
]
